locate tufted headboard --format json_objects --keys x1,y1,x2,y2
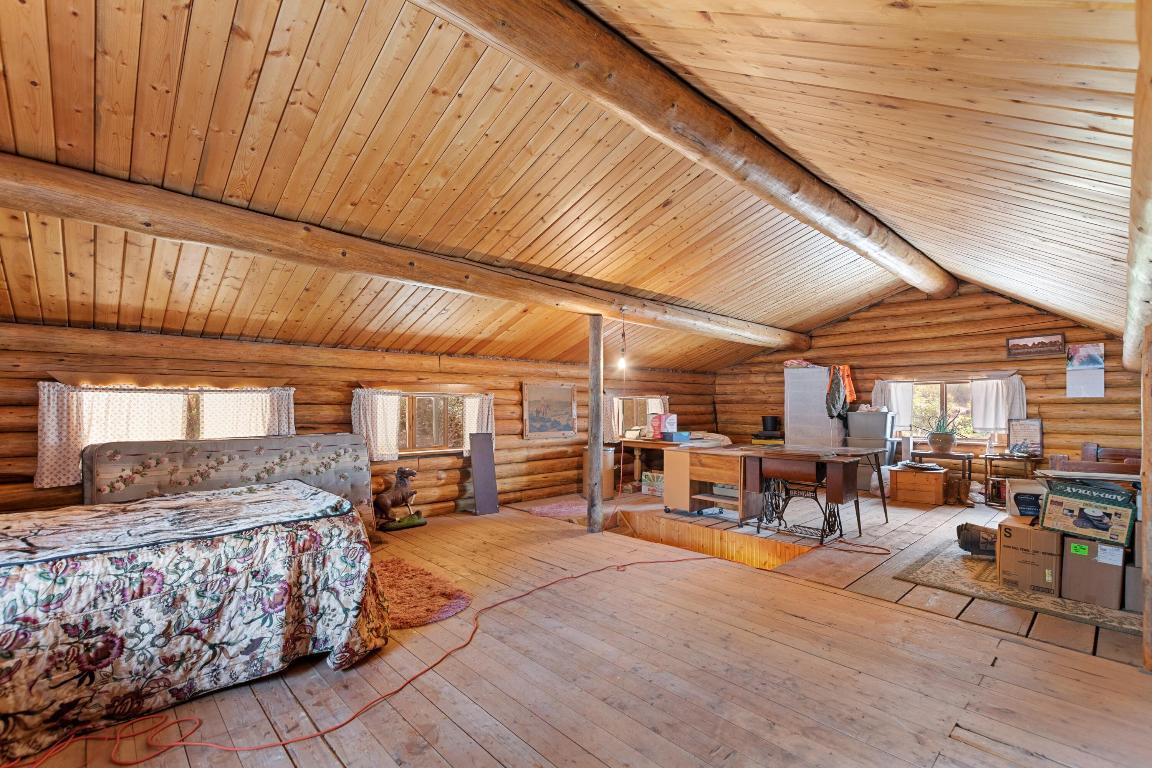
[{"x1": 81, "y1": 433, "x2": 374, "y2": 525}]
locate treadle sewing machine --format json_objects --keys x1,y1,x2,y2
[{"x1": 662, "y1": 444, "x2": 889, "y2": 544}]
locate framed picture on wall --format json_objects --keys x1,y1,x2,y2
[
  {"x1": 1006, "y1": 333, "x2": 1065, "y2": 359},
  {"x1": 522, "y1": 382, "x2": 577, "y2": 439},
  {"x1": 1007, "y1": 418, "x2": 1043, "y2": 458}
]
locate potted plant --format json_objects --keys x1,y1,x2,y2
[{"x1": 924, "y1": 411, "x2": 960, "y2": 453}]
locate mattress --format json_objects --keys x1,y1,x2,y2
[{"x1": 0, "y1": 480, "x2": 389, "y2": 759}]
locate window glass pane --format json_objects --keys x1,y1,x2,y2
[
  {"x1": 398, "y1": 398, "x2": 409, "y2": 450},
  {"x1": 414, "y1": 395, "x2": 445, "y2": 448},
  {"x1": 910, "y1": 383, "x2": 942, "y2": 437},
  {"x1": 446, "y1": 396, "x2": 464, "y2": 449},
  {"x1": 945, "y1": 382, "x2": 988, "y2": 439},
  {"x1": 80, "y1": 390, "x2": 189, "y2": 445}
]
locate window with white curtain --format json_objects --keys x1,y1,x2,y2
[
  {"x1": 34, "y1": 383, "x2": 296, "y2": 488},
  {"x1": 871, "y1": 374, "x2": 1026, "y2": 439},
  {"x1": 353, "y1": 389, "x2": 494, "y2": 461}
]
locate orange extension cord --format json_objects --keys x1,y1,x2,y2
[{"x1": 5, "y1": 555, "x2": 715, "y2": 768}]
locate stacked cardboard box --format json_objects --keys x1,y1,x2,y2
[
  {"x1": 1061, "y1": 537, "x2": 1124, "y2": 609},
  {"x1": 997, "y1": 517, "x2": 1061, "y2": 596}
]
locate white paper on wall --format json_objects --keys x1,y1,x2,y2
[{"x1": 1065, "y1": 342, "x2": 1105, "y2": 398}]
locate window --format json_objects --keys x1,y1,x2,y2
[
  {"x1": 910, "y1": 381, "x2": 988, "y2": 439},
  {"x1": 353, "y1": 389, "x2": 493, "y2": 461},
  {"x1": 398, "y1": 394, "x2": 466, "y2": 452},
  {"x1": 34, "y1": 383, "x2": 295, "y2": 488},
  {"x1": 608, "y1": 395, "x2": 668, "y2": 441}
]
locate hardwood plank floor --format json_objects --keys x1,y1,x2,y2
[{"x1": 36, "y1": 510, "x2": 1152, "y2": 767}]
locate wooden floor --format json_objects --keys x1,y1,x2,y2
[
  {"x1": 603, "y1": 492, "x2": 1144, "y2": 666},
  {"x1": 41, "y1": 509, "x2": 1152, "y2": 767}
]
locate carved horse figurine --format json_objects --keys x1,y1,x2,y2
[{"x1": 373, "y1": 467, "x2": 424, "y2": 530}]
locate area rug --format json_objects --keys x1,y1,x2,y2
[
  {"x1": 373, "y1": 558, "x2": 472, "y2": 629},
  {"x1": 895, "y1": 539, "x2": 1140, "y2": 634},
  {"x1": 516, "y1": 497, "x2": 587, "y2": 519}
]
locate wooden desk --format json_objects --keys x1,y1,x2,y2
[
  {"x1": 662, "y1": 446, "x2": 763, "y2": 524},
  {"x1": 620, "y1": 438, "x2": 678, "y2": 486}
]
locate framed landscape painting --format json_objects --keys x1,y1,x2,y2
[
  {"x1": 1006, "y1": 333, "x2": 1065, "y2": 360},
  {"x1": 522, "y1": 382, "x2": 577, "y2": 439}
]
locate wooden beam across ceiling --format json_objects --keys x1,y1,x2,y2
[
  {"x1": 413, "y1": 0, "x2": 959, "y2": 300},
  {"x1": 1124, "y1": 0, "x2": 1152, "y2": 371},
  {"x1": 0, "y1": 153, "x2": 809, "y2": 350}
]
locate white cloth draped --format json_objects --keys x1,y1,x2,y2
[
  {"x1": 461, "y1": 394, "x2": 495, "y2": 457},
  {"x1": 352, "y1": 389, "x2": 404, "y2": 462},
  {"x1": 35, "y1": 383, "x2": 296, "y2": 488},
  {"x1": 870, "y1": 380, "x2": 915, "y2": 431},
  {"x1": 199, "y1": 388, "x2": 295, "y2": 439},
  {"x1": 971, "y1": 374, "x2": 1027, "y2": 433}
]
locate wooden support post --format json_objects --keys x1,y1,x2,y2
[
  {"x1": 588, "y1": 314, "x2": 604, "y2": 533},
  {"x1": 1124, "y1": 0, "x2": 1152, "y2": 370},
  {"x1": 1142, "y1": 324, "x2": 1152, "y2": 670}
]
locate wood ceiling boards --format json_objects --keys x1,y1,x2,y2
[
  {"x1": 0, "y1": 0, "x2": 907, "y2": 369},
  {"x1": 582, "y1": 0, "x2": 1137, "y2": 338}
]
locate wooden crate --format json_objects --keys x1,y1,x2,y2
[{"x1": 889, "y1": 467, "x2": 947, "y2": 506}]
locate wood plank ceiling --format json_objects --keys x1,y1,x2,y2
[
  {"x1": 583, "y1": 0, "x2": 1137, "y2": 336},
  {"x1": 0, "y1": 0, "x2": 905, "y2": 371}
]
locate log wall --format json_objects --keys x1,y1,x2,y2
[
  {"x1": 0, "y1": 325, "x2": 716, "y2": 515},
  {"x1": 716, "y1": 285, "x2": 1139, "y2": 477}
]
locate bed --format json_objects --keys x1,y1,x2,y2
[{"x1": 0, "y1": 434, "x2": 388, "y2": 759}]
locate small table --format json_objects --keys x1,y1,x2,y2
[
  {"x1": 910, "y1": 450, "x2": 975, "y2": 482},
  {"x1": 620, "y1": 438, "x2": 679, "y2": 487},
  {"x1": 982, "y1": 453, "x2": 1040, "y2": 508}
]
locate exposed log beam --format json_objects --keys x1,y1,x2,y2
[
  {"x1": 413, "y1": 0, "x2": 958, "y2": 299},
  {"x1": 0, "y1": 153, "x2": 808, "y2": 350},
  {"x1": 1124, "y1": 0, "x2": 1152, "y2": 371}
]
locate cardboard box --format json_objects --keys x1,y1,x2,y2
[
  {"x1": 998, "y1": 517, "x2": 1062, "y2": 596},
  {"x1": 1006, "y1": 478, "x2": 1046, "y2": 517},
  {"x1": 1124, "y1": 566, "x2": 1144, "y2": 613},
  {"x1": 1061, "y1": 537, "x2": 1124, "y2": 609},
  {"x1": 650, "y1": 413, "x2": 677, "y2": 433},
  {"x1": 661, "y1": 431, "x2": 691, "y2": 442},
  {"x1": 640, "y1": 471, "x2": 664, "y2": 496},
  {"x1": 1040, "y1": 480, "x2": 1136, "y2": 545}
]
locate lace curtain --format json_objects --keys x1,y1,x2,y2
[
  {"x1": 352, "y1": 389, "x2": 404, "y2": 462},
  {"x1": 35, "y1": 383, "x2": 296, "y2": 488},
  {"x1": 461, "y1": 394, "x2": 495, "y2": 457}
]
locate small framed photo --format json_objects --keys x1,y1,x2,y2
[
  {"x1": 1007, "y1": 418, "x2": 1043, "y2": 458},
  {"x1": 522, "y1": 382, "x2": 577, "y2": 439},
  {"x1": 1006, "y1": 333, "x2": 1065, "y2": 359}
]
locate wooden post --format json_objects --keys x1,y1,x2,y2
[
  {"x1": 588, "y1": 314, "x2": 604, "y2": 533},
  {"x1": 1142, "y1": 325, "x2": 1152, "y2": 670},
  {"x1": 1124, "y1": 0, "x2": 1152, "y2": 370}
]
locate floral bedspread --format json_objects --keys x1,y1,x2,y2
[{"x1": 0, "y1": 480, "x2": 389, "y2": 759}]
